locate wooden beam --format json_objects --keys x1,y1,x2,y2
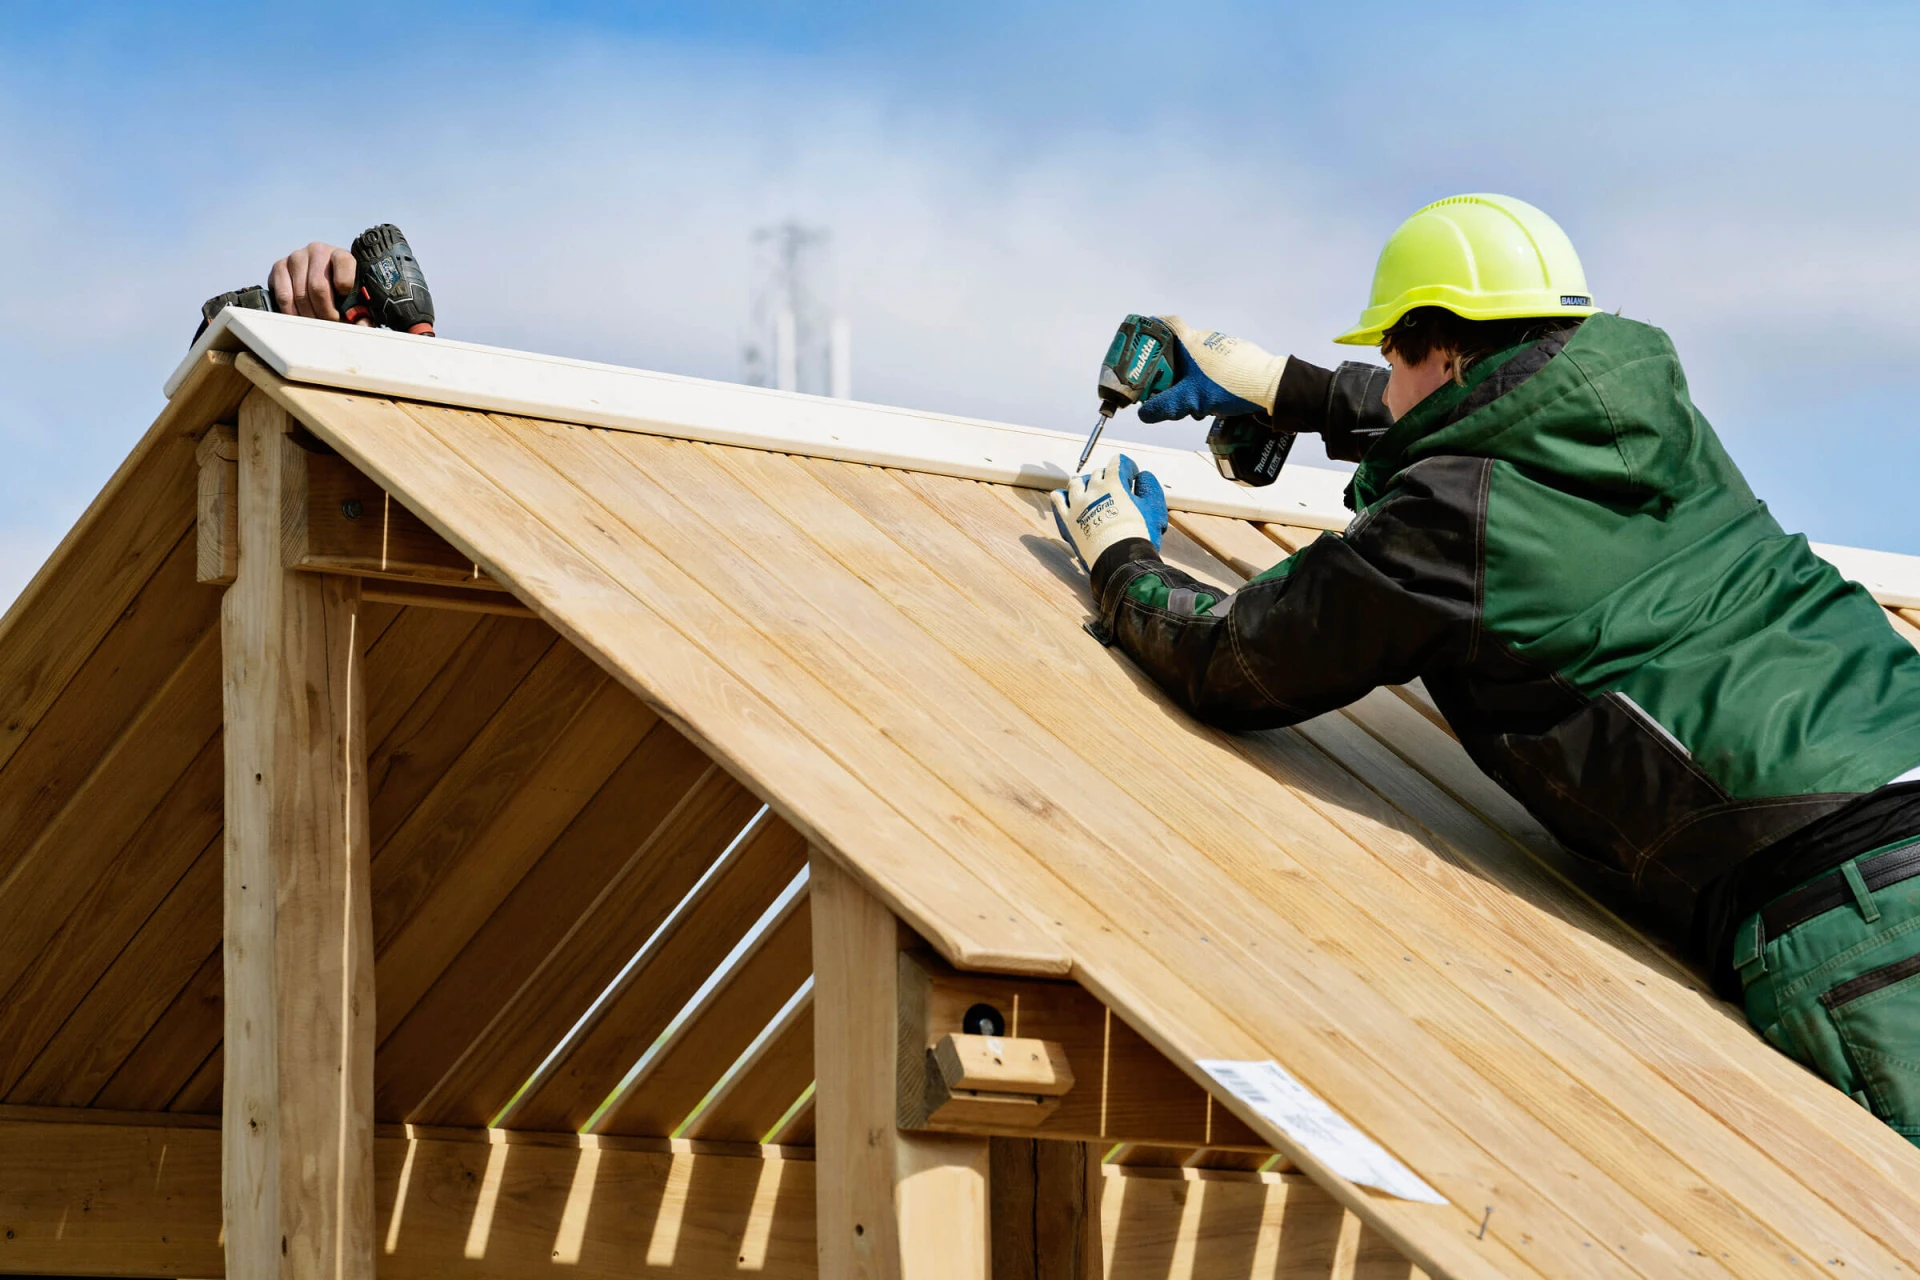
[
  {"x1": 359, "y1": 578, "x2": 535, "y2": 615},
  {"x1": 0, "y1": 1115, "x2": 817, "y2": 1279},
  {"x1": 811, "y1": 851, "x2": 988, "y2": 1280},
  {"x1": 684, "y1": 989, "x2": 816, "y2": 1143},
  {"x1": 222, "y1": 389, "x2": 376, "y2": 1280},
  {"x1": 989, "y1": 1137, "x2": 1097, "y2": 1280},
  {"x1": 197, "y1": 423, "x2": 239, "y2": 584},
  {"x1": 297, "y1": 450, "x2": 508, "y2": 589},
  {"x1": 896, "y1": 953, "x2": 1271, "y2": 1153}
]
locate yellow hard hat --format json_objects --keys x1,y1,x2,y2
[{"x1": 1334, "y1": 193, "x2": 1598, "y2": 346}]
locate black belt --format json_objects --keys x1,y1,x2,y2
[{"x1": 1761, "y1": 839, "x2": 1920, "y2": 938}]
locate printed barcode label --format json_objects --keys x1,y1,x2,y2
[{"x1": 1197, "y1": 1059, "x2": 1446, "y2": 1204}]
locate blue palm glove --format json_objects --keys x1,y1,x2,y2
[
  {"x1": 1134, "y1": 316, "x2": 1288, "y2": 424},
  {"x1": 1049, "y1": 454, "x2": 1169, "y2": 573}
]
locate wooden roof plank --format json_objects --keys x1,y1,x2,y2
[
  {"x1": 361, "y1": 605, "x2": 485, "y2": 749},
  {"x1": 504, "y1": 808, "x2": 806, "y2": 1133},
  {"x1": 0, "y1": 352, "x2": 240, "y2": 785},
  {"x1": 91, "y1": 941, "x2": 224, "y2": 1113},
  {"x1": 537, "y1": 436, "x2": 1661, "y2": 1274},
  {"x1": 594, "y1": 887, "x2": 813, "y2": 1138},
  {"x1": 372, "y1": 678, "x2": 657, "y2": 1037},
  {"x1": 1, "y1": 744, "x2": 221, "y2": 1104},
  {"x1": 380, "y1": 766, "x2": 761, "y2": 1126},
  {"x1": 901, "y1": 472, "x2": 1915, "y2": 1273},
  {"x1": 249, "y1": 369, "x2": 1066, "y2": 978},
  {"x1": 366, "y1": 614, "x2": 563, "y2": 851},
  {"x1": 681, "y1": 988, "x2": 815, "y2": 1144},
  {"x1": 0, "y1": 624, "x2": 221, "y2": 1007},
  {"x1": 0, "y1": 529, "x2": 218, "y2": 862},
  {"x1": 369, "y1": 640, "x2": 609, "y2": 958}
]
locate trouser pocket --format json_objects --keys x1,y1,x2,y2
[{"x1": 1822, "y1": 952, "x2": 1920, "y2": 1140}]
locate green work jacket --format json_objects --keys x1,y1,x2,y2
[{"x1": 1090, "y1": 314, "x2": 1920, "y2": 956}]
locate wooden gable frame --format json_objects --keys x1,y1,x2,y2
[{"x1": 3, "y1": 316, "x2": 1920, "y2": 1279}]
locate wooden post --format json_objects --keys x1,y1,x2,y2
[
  {"x1": 811, "y1": 850, "x2": 990, "y2": 1280},
  {"x1": 222, "y1": 390, "x2": 375, "y2": 1280},
  {"x1": 990, "y1": 1137, "x2": 1098, "y2": 1279}
]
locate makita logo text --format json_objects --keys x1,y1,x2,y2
[{"x1": 1127, "y1": 338, "x2": 1160, "y2": 380}]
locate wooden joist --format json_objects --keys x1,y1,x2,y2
[
  {"x1": 0, "y1": 1113, "x2": 816, "y2": 1279},
  {"x1": 221, "y1": 390, "x2": 376, "y2": 1279}
]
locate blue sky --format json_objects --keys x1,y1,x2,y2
[{"x1": 3, "y1": 1, "x2": 1917, "y2": 604}]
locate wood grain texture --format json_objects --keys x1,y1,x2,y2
[
  {"x1": 245, "y1": 368, "x2": 1066, "y2": 976},
  {"x1": 682, "y1": 989, "x2": 815, "y2": 1144},
  {"x1": 594, "y1": 887, "x2": 813, "y2": 1138},
  {"x1": 299, "y1": 450, "x2": 505, "y2": 590},
  {"x1": 0, "y1": 1116, "x2": 816, "y2": 1280},
  {"x1": 381, "y1": 763, "x2": 762, "y2": 1127},
  {"x1": 198, "y1": 423, "x2": 240, "y2": 584},
  {"x1": 508, "y1": 802, "x2": 803, "y2": 1133},
  {"x1": 93, "y1": 943, "x2": 225, "y2": 1113},
  {"x1": 0, "y1": 351, "x2": 240, "y2": 788},
  {"x1": 221, "y1": 391, "x2": 375, "y2": 1280},
  {"x1": 252, "y1": 369, "x2": 1920, "y2": 1277},
  {"x1": 811, "y1": 851, "x2": 989, "y2": 1280}
]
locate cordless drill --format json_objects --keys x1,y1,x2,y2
[
  {"x1": 1076, "y1": 314, "x2": 1178, "y2": 470},
  {"x1": 193, "y1": 223, "x2": 436, "y2": 344},
  {"x1": 1079, "y1": 314, "x2": 1294, "y2": 487}
]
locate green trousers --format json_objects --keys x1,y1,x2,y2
[{"x1": 1736, "y1": 839, "x2": 1920, "y2": 1146}]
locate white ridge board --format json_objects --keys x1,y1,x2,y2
[{"x1": 170, "y1": 308, "x2": 1355, "y2": 529}]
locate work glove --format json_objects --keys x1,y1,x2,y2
[
  {"x1": 1050, "y1": 454, "x2": 1169, "y2": 573},
  {"x1": 1135, "y1": 317, "x2": 1288, "y2": 424}
]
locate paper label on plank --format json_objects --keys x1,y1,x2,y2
[{"x1": 1197, "y1": 1058, "x2": 1447, "y2": 1204}]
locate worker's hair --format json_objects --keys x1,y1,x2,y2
[{"x1": 1380, "y1": 307, "x2": 1572, "y2": 383}]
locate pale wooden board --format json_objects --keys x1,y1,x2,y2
[
  {"x1": 910, "y1": 475, "x2": 1920, "y2": 1266},
  {"x1": 595, "y1": 889, "x2": 813, "y2": 1138},
  {"x1": 371, "y1": 679, "x2": 657, "y2": 1037},
  {"x1": 682, "y1": 989, "x2": 815, "y2": 1144},
  {"x1": 380, "y1": 767, "x2": 763, "y2": 1126},
  {"x1": 256, "y1": 383, "x2": 1596, "y2": 1279},
  {"x1": 508, "y1": 810, "x2": 807, "y2": 1133},
  {"x1": 259, "y1": 376, "x2": 1920, "y2": 1274},
  {"x1": 0, "y1": 352, "x2": 242, "y2": 791},
  {"x1": 0, "y1": 737, "x2": 222, "y2": 1100},
  {"x1": 91, "y1": 944, "x2": 224, "y2": 1112},
  {"x1": 413, "y1": 414, "x2": 1568, "y2": 1275},
  {"x1": 0, "y1": 1116, "x2": 817, "y2": 1279},
  {"x1": 251, "y1": 371, "x2": 1067, "y2": 980},
  {"x1": 0, "y1": 623, "x2": 222, "y2": 1007}
]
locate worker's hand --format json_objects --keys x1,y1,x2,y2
[
  {"x1": 1050, "y1": 454, "x2": 1169, "y2": 573},
  {"x1": 1136, "y1": 317, "x2": 1287, "y2": 423},
  {"x1": 268, "y1": 241, "x2": 367, "y2": 323}
]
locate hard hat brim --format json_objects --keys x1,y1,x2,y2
[{"x1": 1334, "y1": 287, "x2": 1599, "y2": 347}]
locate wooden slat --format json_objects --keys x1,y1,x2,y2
[
  {"x1": 0, "y1": 623, "x2": 222, "y2": 1005},
  {"x1": 0, "y1": 529, "x2": 219, "y2": 861},
  {"x1": 369, "y1": 643, "x2": 613, "y2": 956},
  {"x1": 361, "y1": 605, "x2": 485, "y2": 748},
  {"x1": 767, "y1": 1092, "x2": 816, "y2": 1146},
  {"x1": 9, "y1": 823, "x2": 222, "y2": 1105},
  {"x1": 682, "y1": 990, "x2": 815, "y2": 1143},
  {"x1": 1100, "y1": 1166, "x2": 1379, "y2": 1280},
  {"x1": 365, "y1": 613, "x2": 560, "y2": 848},
  {"x1": 221, "y1": 391, "x2": 376, "y2": 1280},
  {"x1": 595, "y1": 888, "x2": 813, "y2": 1137},
  {"x1": 0, "y1": 734, "x2": 222, "y2": 1099},
  {"x1": 373, "y1": 680, "x2": 657, "y2": 1034},
  {"x1": 92, "y1": 944, "x2": 224, "y2": 1113},
  {"x1": 0, "y1": 351, "x2": 241, "y2": 786},
  {"x1": 811, "y1": 851, "x2": 989, "y2": 1280},
  {"x1": 248, "y1": 370, "x2": 1067, "y2": 978},
  {"x1": 380, "y1": 767, "x2": 763, "y2": 1126},
  {"x1": 506, "y1": 807, "x2": 805, "y2": 1132},
  {"x1": 913, "y1": 475, "x2": 1904, "y2": 1274},
  {"x1": 378, "y1": 402, "x2": 1539, "y2": 1277},
  {"x1": 362, "y1": 578, "x2": 537, "y2": 614},
  {"x1": 0, "y1": 1116, "x2": 816, "y2": 1279}
]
